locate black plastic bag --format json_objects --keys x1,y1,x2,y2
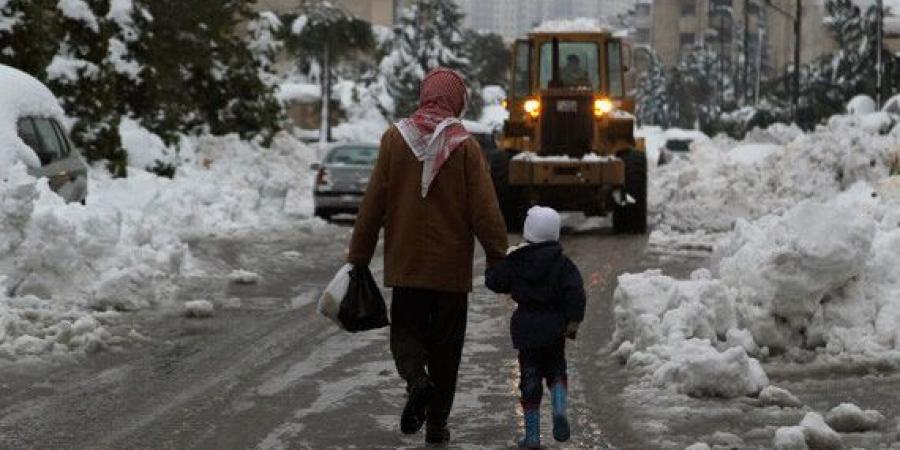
[{"x1": 338, "y1": 265, "x2": 389, "y2": 332}]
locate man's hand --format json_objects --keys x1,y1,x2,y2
[{"x1": 565, "y1": 321, "x2": 580, "y2": 340}]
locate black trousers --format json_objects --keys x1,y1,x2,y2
[
  {"x1": 390, "y1": 287, "x2": 468, "y2": 426},
  {"x1": 518, "y1": 340, "x2": 567, "y2": 410}
]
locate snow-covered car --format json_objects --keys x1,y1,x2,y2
[
  {"x1": 312, "y1": 143, "x2": 379, "y2": 220},
  {"x1": 1, "y1": 64, "x2": 88, "y2": 203}
]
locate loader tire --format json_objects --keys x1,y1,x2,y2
[
  {"x1": 490, "y1": 151, "x2": 527, "y2": 233},
  {"x1": 613, "y1": 149, "x2": 648, "y2": 234}
]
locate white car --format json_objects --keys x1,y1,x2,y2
[{"x1": 0, "y1": 64, "x2": 88, "y2": 203}]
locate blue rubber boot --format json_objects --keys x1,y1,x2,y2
[
  {"x1": 518, "y1": 409, "x2": 540, "y2": 448},
  {"x1": 551, "y1": 382, "x2": 570, "y2": 442}
]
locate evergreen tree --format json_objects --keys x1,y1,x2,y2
[
  {"x1": 246, "y1": 10, "x2": 283, "y2": 88},
  {"x1": 635, "y1": 52, "x2": 671, "y2": 127},
  {"x1": 466, "y1": 30, "x2": 509, "y2": 88},
  {"x1": 133, "y1": 0, "x2": 282, "y2": 144},
  {"x1": 48, "y1": 0, "x2": 127, "y2": 176},
  {"x1": 0, "y1": 0, "x2": 59, "y2": 79},
  {"x1": 762, "y1": 0, "x2": 900, "y2": 128},
  {"x1": 381, "y1": 0, "x2": 481, "y2": 120},
  {"x1": 287, "y1": 1, "x2": 374, "y2": 143},
  {"x1": 672, "y1": 44, "x2": 727, "y2": 130}
]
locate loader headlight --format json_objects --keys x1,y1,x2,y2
[
  {"x1": 524, "y1": 99, "x2": 541, "y2": 118},
  {"x1": 594, "y1": 98, "x2": 615, "y2": 117}
]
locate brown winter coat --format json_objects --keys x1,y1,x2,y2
[{"x1": 347, "y1": 126, "x2": 509, "y2": 293}]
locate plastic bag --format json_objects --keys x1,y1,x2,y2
[
  {"x1": 338, "y1": 265, "x2": 389, "y2": 332},
  {"x1": 318, "y1": 263, "x2": 352, "y2": 326}
]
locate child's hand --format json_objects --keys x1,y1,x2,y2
[{"x1": 565, "y1": 321, "x2": 580, "y2": 340}]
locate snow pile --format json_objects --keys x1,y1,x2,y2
[
  {"x1": 758, "y1": 385, "x2": 804, "y2": 408},
  {"x1": 0, "y1": 167, "x2": 184, "y2": 359},
  {"x1": 650, "y1": 116, "x2": 893, "y2": 233},
  {"x1": 825, "y1": 403, "x2": 884, "y2": 432},
  {"x1": 612, "y1": 268, "x2": 769, "y2": 398},
  {"x1": 184, "y1": 300, "x2": 214, "y2": 318},
  {"x1": 0, "y1": 130, "x2": 317, "y2": 361},
  {"x1": 119, "y1": 117, "x2": 174, "y2": 170},
  {"x1": 103, "y1": 131, "x2": 317, "y2": 233},
  {"x1": 774, "y1": 412, "x2": 845, "y2": 450},
  {"x1": 613, "y1": 183, "x2": 900, "y2": 395},
  {"x1": 847, "y1": 94, "x2": 877, "y2": 116}
]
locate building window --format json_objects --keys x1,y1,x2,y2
[
  {"x1": 711, "y1": 0, "x2": 732, "y2": 7},
  {"x1": 679, "y1": 32, "x2": 695, "y2": 48},
  {"x1": 636, "y1": 3, "x2": 650, "y2": 16},
  {"x1": 636, "y1": 28, "x2": 650, "y2": 43},
  {"x1": 681, "y1": 0, "x2": 696, "y2": 16}
]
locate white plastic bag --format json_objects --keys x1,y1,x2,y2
[{"x1": 318, "y1": 263, "x2": 352, "y2": 327}]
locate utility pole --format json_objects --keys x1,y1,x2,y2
[
  {"x1": 743, "y1": 2, "x2": 751, "y2": 105},
  {"x1": 763, "y1": 0, "x2": 801, "y2": 122},
  {"x1": 793, "y1": 0, "x2": 801, "y2": 123},
  {"x1": 877, "y1": 0, "x2": 884, "y2": 109}
]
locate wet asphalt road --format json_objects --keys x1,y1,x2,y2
[{"x1": 3, "y1": 220, "x2": 900, "y2": 449}]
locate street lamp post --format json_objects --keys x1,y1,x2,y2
[{"x1": 877, "y1": 0, "x2": 884, "y2": 109}]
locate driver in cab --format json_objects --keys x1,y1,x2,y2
[{"x1": 560, "y1": 54, "x2": 589, "y2": 87}]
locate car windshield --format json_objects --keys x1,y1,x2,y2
[
  {"x1": 539, "y1": 41, "x2": 600, "y2": 90},
  {"x1": 326, "y1": 146, "x2": 379, "y2": 166}
]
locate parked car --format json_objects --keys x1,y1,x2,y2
[
  {"x1": 313, "y1": 143, "x2": 379, "y2": 220},
  {"x1": 1, "y1": 64, "x2": 88, "y2": 203},
  {"x1": 657, "y1": 138, "x2": 692, "y2": 166},
  {"x1": 312, "y1": 124, "x2": 501, "y2": 221}
]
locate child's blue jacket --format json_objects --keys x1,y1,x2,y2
[{"x1": 485, "y1": 241, "x2": 586, "y2": 349}]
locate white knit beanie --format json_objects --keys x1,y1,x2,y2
[{"x1": 523, "y1": 206, "x2": 561, "y2": 243}]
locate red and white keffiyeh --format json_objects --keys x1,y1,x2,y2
[{"x1": 396, "y1": 68, "x2": 471, "y2": 198}]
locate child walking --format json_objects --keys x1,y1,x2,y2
[{"x1": 486, "y1": 206, "x2": 586, "y2": 448}]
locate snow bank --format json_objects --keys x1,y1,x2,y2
[
  {"x1": 650, "y1": 116, "x2": 892, "y2": 233},
  {"x1": 100, "y1": 131, "x2": 317, "y2": 233},
  {"x1": 614, "y1": 182, "x2": 900, "y2": 394},
  {"x1": 612, "y1": 269, "x2": 769, "y2": 398},
  {"x1": 1, "y1": 131, "x2": 318, "y2": 362},
  {"x1": 119, "y1": 117, "x2": 173, "y2": 169}
]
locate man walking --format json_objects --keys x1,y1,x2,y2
[{"x1": 347, "y1": 68, "x2": 508, "y2": 445}]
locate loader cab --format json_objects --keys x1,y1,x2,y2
[{"x1": 503, "y1": 32, "x2": 636, "y2": 158}]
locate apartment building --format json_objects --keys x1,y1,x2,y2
[{"x1": 642, "y1": 0, "x2": 836, "y2": 74}]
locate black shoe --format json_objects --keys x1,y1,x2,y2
[
  {"x1": 400, "y1": 378, "x2": 435, "y2": 434},
  {"x1": 425, "y1": 423, "x2": 450, "y2": 445}
]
